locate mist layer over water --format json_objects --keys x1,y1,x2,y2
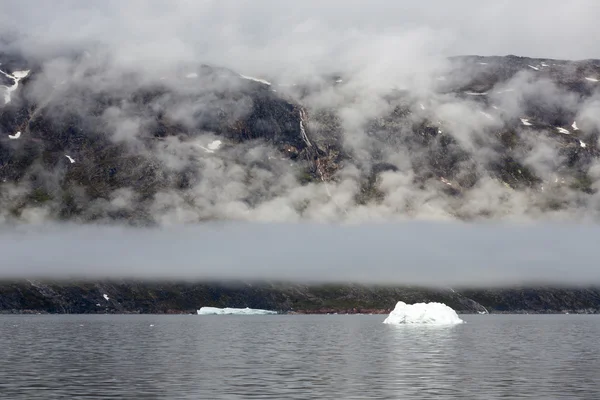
[{"x1": 0, "y1": 221, "x2": 597, "y2": 286}]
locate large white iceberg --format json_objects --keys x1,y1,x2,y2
[
  {"x1": 383, "y1": 301, "x2": 464, "y2": 325},
  {"x1": 197, "y1": 307, "x2": 277, "y2": 315}
]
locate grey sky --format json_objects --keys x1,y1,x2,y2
[
  {"x1": 0, "y1": 222, "x2": 596, "y2": 287},
  {"x1": 1, "y1": 0, "x2": 599, "y2": 71}
]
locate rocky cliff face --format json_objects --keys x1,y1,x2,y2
[
  {"x1": 1, "y1": 280, "x2": 598, "y2": 314},
  {"x1": 2, "y1": 52, "x2": 600, "y2": 223}
]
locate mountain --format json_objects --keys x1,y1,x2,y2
[
  {"x1": 2, "y1": 52, "x2": 600, "y2": 224},
  {"x1": 1, "y1": 280, "x2": 599, "y2": 314},
  {"x1": 3, "y1": 52, "x2": 600, "y2": 313}
]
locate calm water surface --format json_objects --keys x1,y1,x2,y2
[{"x1": 0, "y1": 314, "x2": 598, "y2": 399}]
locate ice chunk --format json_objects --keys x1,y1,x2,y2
[
  {"x1": 383, "y1": 301, "x2": 464, "y2": 325},
  {"x1": 240, "y1": 74, "x2": 271, "y2": 85},
  {"x1": 197, "y1": 307, "x2": 277, "y2": 315},
  {"x1": 520, "y1": 118, "x2": 532, "y2": 126},
  {"x1": 8, "y1": 131, "x2": 21, "y2": 139}
]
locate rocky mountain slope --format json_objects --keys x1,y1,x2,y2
[
  {"x1": 3, "y1": 52, "x2": 600, "y2": 313},
  {"x1": 2, "y1": 52, "x2": 600, "y2": 223},
  {"x1": 1, "y1": 280, "x2": 599, "y2": 314}
]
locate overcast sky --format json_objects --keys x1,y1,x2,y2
[{"x1": 1, "y1": 0, "x2": 599, "y2": 68}]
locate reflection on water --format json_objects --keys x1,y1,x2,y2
[{"x1": 0, "y1": 314, "x2": 599, "y2": 399}]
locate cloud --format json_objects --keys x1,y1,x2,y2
[
  {"x1": 0, "y1": 221, "x2": 597, "y2": 287},
  {"x1": 1, "y1": 2, "x2": 600, "y2": 245}
]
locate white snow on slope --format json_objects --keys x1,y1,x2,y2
[
  {"x1": 240, "y1": 74, "x2": 271, "y2": 85},
  {"x1": 197, "y1": 139, "x2": 223, "y2": 154},
  {"x1": 8, "y1": 131, "x2": 21, "y2": 139},
  {"x1": 383, "y1": 301, "x2": 464, "y2": 325},
  {"x1": 572, "y1": 121, "x2": 579, "y2": 131},
  {"x1": 527, "y1": 65, "x2": 539, "y2": 71},
  {"x1": 580, "y1": 140, "x2": 587, "y2": 148},
  {"x1": 541, "y1": 62, "x2": 549, "y2": 67},
  {"x1": 479, "y1": 111, "x2": 493, "y2": 120},
  {"x1": 464, "y1": 91, "x2": 487, "y2": 96},
  {"x1": 207, "y1": 140, "x2": 222, "y2": 151},
  {"x1": 556, "y1": 127, "x2": 570, "y2": 135},
  {"x1": 585, "y1": 77, "x2": 599, "y2": 82},
  {"x1": 197, "y1": 307, "x2": 277, "y2": 315},
  {"x1": 103, "y1": 294, "x2": 109, "y2": 301},
  {"x1": 65, "y1": 155, "x2": 75, "y2": 163},
  {"x1": 520, "y1": 118, "x2": 532, "y2": 126},
  {"x1": 0, "y1": 69, "x2": 30, "y2": 105}
]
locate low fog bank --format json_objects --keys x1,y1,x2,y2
[{"x1": 0, "y1": 222, "x2": 595, "y2": 287}]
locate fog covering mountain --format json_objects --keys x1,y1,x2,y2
[
  {"x1": 3, "y1": 1, "x2": 600, "y2": 314},
  {"x1": 2, "y1": 50, "x2": 600, "y2": 224}
]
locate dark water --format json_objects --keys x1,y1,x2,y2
[{"x1": 0, "y1": 314, "x2": 599, "y2": 399}]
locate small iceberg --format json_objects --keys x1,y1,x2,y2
[
  {"x1": 383, "y1": 301, "x2": 464, "y2": 325},
  {"x1": 197, "y1": 307, "x2": 277, "y2": 315}
]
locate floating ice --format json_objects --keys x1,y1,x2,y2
[
  {"x1": 527, "y1": 65, "x2": 539, "y2": 71},
  {"x1": 556, "y1": 127, "x2": 570, "y2": 135},
  {"x1": 520, "y1": 118, "x2": 532, "y2": 126},
  {"x1": 572, "y1": 121, "x2": 579, "y2": 131},
  {"x1": 383, "y1": 301, "x2": 464, "y2": 325},
  {"x1": 197, "y1": 307, "x2": 277, "y2": 315},
  {"x1": 240, "y1": 74, "x2": 271, "y2": 85},
  {"x1": 65, "y1": 155, "x2": 75, "y2": 163},
  {"x1": 585, "y1": 77, "x2": 599, "y2": 82},
  {"x1": 8, "y1": 131, "x2": 21, "y2": 139},
  {"x1": 103, "y1": 294, "x2": 109, "y2": 301}
]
